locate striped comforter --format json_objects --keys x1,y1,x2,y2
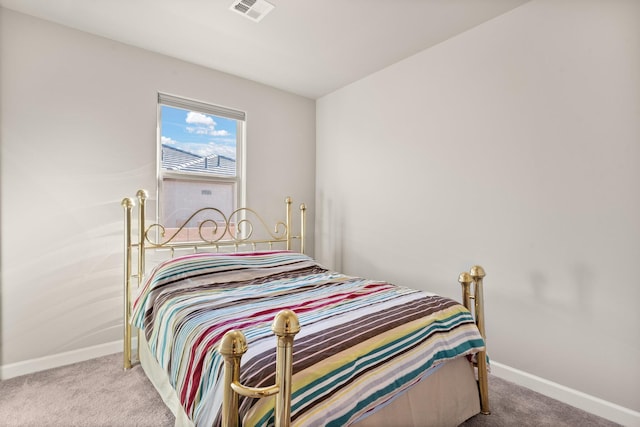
[{"x1": 132, "y1": 251, "x2": 485, "y2": 426}]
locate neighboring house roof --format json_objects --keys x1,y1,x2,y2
[{"x1": 161, "y1": 144, "x2": 235, "y2": 176}]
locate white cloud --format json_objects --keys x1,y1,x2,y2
[
  {"x1": 186, "y1": 126, "x2": 209, "y2": 135},
  {"x1": 184, "y1": 112, "x2": 231, "y2": 137},
  {"x1": 185, "y1": 111, "x2": 215, "y2": 126}
]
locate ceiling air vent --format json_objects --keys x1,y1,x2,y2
[{"x1": 229, "y1": 0, "x2": 275, "y2": 22}]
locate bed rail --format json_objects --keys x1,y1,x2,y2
[
  {"x1": 459, "y1": 266, "x2": 490, "y2": 415},
  {"x1": 121, "y1": 189, "x2": 306, "y2": 370}
]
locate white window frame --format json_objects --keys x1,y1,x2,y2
[{"x1": 157, "y1": 92, "x2": 246, "y2": 228}]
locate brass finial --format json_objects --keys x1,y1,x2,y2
[
  {"x1": 470, "y1": 265, "x2": 486, "y2": 280},
  {"x1": 458, "y1": 271, "x2": 472, "y2": 285},
  {"x1": 272, "y1": 310, "x2": 300, "y2": 336},
  {"x1": 121, "y1": 197, "x2": 134, "y2": 208},
  {"x1": 299, "y1": 203, "x2": 306, "y2": 211},
  {"x1": 219, "y1": 330, "x2": 248, "y2": 357},
  {"x1": 136, "y1": 189, "x2": 148, "y2": 201}
]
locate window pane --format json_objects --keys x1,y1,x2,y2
[
  {"x1": 160, "y1": 105, "x2": 237, "y2": 177},
  {"x1": 162, "y1": 178, "x2": 236, "y2": 227}
]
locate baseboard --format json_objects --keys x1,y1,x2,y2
[
  {"x1": 1, "y1": 340, "x2": 123, "y2": 380},
  {"x1": 3, "y1": 345, "x2": 638, "y2": 426},
  {"x1": 491, "y1": 361, "x2": 640, "y2": 427}
]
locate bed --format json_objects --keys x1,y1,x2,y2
[{"x1": 122, "y1": 190, "x2": 490, "y2": 427}]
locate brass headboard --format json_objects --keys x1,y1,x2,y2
[{"x1": 121, "y1": 189, "x2": 306, "y2": 369}]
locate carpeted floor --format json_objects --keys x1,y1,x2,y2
[{"x1": 0, "y1": 352, "x2": 621, "y2": 427}]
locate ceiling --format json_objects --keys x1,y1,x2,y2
[{"x1": 0, "y1": 0, "x2": 529, "y2": 99}]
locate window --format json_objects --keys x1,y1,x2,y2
[{"x1": 158, "y1": 93, "x2": 245, "y2": 241}]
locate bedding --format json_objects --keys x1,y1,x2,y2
[{"x1": 131, "y1": 251, "x2": 486, "y2": 426}]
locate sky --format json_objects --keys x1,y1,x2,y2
[{"x1": 160, "y1": 105, "x2": 237, "y2": 159}]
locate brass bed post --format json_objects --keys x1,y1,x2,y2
[
  {"x1": 136, "y1": 190, "x2": 148, "y2": 288},
  {"x1": 285, "y1": 197, "x2": 292, "y2": 250},
  {"x1": 299, "y1": 203, "x2": 306, "y2": 254},
  {"x1": 121, "y1": 197, "x2": 134, "y2": 370},
  {"x1": 220, "y1": 330, "x2": 247, "y2": 427},
  {"x1": 470, "y1": 265, "x2": 490, "y2": 415},
  {"x1": 135, "y1": 190, "x2": 148, "y2": 364},
  {"x1": 458, "y1": 272, "x2": 472, "y2": 312},
  {"x1": 271, "y1": 310, "x2": 300, "y2": 426},
  {"x1": 458, "y1": 266, "x2": 490, "y2": 415},
  {"x1": 219, "y1": 310, "x2": 301, "y2": 427}
]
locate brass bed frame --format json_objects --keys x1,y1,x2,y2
[{"x1": 122, "y1": 189, "x2": 489, "y2": 427}]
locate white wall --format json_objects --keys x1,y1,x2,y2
[
  {"x1": 317, "y1": 0, "x2": 639, "y2": 414},
  {"x1": 0, "y1": 9, "x2": 315, "y2": 368}
]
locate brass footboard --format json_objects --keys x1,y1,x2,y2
[
  {"x1": 459, "y1": 266, "x2": 490, "y2": 415},
  {"x1": 219, "y1": 310, "x2": 300, "y2": 427},
  {"x1": 219, "y1": 269, "x2": 490, "y2": 426}
]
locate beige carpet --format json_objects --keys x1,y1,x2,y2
[{"x1": 0, "y1": 352, "x2": 621, "y2": 427}]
